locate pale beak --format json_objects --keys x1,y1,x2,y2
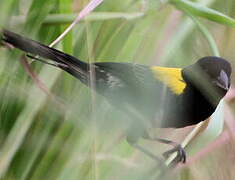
[{"x1": 216, "y1": 70, "x2": 230, "y2": 91}]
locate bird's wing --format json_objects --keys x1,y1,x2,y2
[
  {"x1": 93, "y1": 62, "x2": 157, "y2": 91},
  {"x1": 93, "y1": 62, "x2": 187, "y2": 95},
  {"x1": 151, "y1": 66, "x2": 186, "y2": 95}
]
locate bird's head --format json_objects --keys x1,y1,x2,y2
[
  {"x1": 183, "y1": 56, "x2": 232, "y2": 103},
  {"x1": 196, "y1": 56, "x2": 231, "y2": 90}
]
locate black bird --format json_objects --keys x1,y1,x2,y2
[{"x1": 1, "y1": 30, "x2": 232, "y2": 165}]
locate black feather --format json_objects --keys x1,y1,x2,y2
[{"x1": 1, "y1": 30, "x2": 232, "y2": 164}]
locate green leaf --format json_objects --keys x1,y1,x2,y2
[
  {"x1": 170, "y1": 0, "x2": 235, "y2": 27},
  {"x1": 59, "y1": 0, "x2": 73, "y2": 54},
  {"x1": 24, "y1": 0, "x2": 57, "y2": 34},
  {"x1": 0, "y1": 0, "x2": 17, "y2": 27}
]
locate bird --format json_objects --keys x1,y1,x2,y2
[{"x1": 1, "y1": 29, "x2": 232, "y2": 166}]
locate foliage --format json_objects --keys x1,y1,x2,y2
[{"x1": 0, "y1": 0, "x2": 235, "y2": 179}]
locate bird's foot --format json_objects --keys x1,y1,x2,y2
[{"x1": 162, "y1": 144, "x2": 186, "y2": 165}]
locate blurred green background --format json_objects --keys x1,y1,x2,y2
[{"x1": 1, "y1": 0, "x2": 235, "y2": 179}]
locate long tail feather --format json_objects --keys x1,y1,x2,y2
[{"x1": 1, "y1": 29, "x2": 89, "y2": 82}]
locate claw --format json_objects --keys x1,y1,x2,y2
[
  {"x1": 143, "y1": 136, "x2": 186, "y2": 166},
  {"x1": 162, "y1": 145, "x2": 186, "y2": 165}
]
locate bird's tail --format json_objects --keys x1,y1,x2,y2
[{"x1": 1, "y1": 29, "x2": 89, "y2": 82}]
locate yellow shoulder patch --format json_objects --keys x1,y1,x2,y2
[{"x1": 151, "y1": 66, "x2": 186, "y2": 95}]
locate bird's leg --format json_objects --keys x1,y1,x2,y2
[
  {"x1": 126, "y1": 137, "x2": 164, "y2": 163},
  {"x1": 127, "y1": 137, "x2": 170, "y2": 178},
  {"x1": 130, "y1": 142, "x2": 163, "y2": 162},
  {"x1": 144, "y1": 136, "x2": 186, "y2": 166}
]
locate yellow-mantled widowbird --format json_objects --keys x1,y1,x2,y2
[{"x1": 1, "y1": 30, "x2": 232, "y2": 166}]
